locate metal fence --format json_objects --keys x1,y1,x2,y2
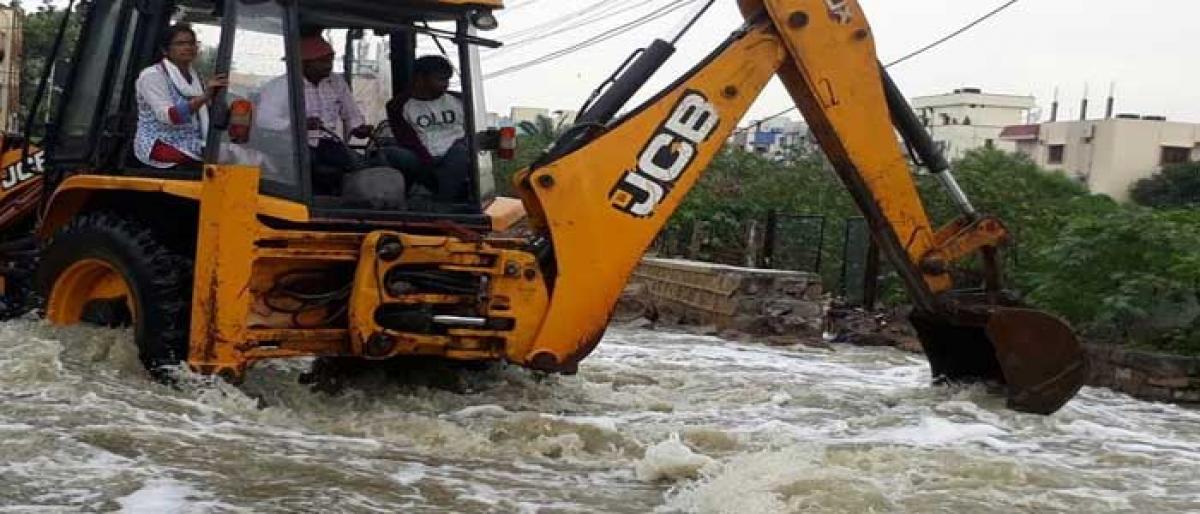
[
  {"x1": 653, "y1": 211, "x2": 828, "y2": 273},
  {"x1": 839, "y1": 217, "x2": 876, "y2": 307},
  {"x1": 762, "y1": 212, "x2": 825, "y2": 273}
]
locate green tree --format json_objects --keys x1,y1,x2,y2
[
  {"x1": 516, "y1": 114, "x2": 569, "y2": 140},
  {"x1": 18, "y1": 1, "x2": 83, "y2": 134},
  {"x1": 913, "y1": 149, "x2": 1200, "y2": 353},
  {"x1": 913, "y1": 148, "x2": 1119, "y2": 284},
  {"x1": 493, "y1": 114, "x2": 572, "y2": 196},
  {"x1": 1023, "y1": 208, "x2": 1200, "y2": 353},
  {"x1": 1129, "y1": 162, "x2": 1200, "y2": 209}
]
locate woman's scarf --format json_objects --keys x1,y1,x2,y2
[{"x1": 159, "y1": 59, "x2": 209, "y2": 135}]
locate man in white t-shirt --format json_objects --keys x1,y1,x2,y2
[{"x1": 383, "y1": 55, "x2": 471, "y2": 202}]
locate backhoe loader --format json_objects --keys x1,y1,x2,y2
[{"x1": 0, "y1": 0, "x2": 1085, "y2": 414}]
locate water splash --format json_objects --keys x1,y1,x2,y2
[{"x1": 0, "y1": 320, "x2": 1197, "y2": 512}]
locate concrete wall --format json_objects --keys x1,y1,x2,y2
[
  {"x1": 623, "y1": 258, "x2": 825, "y2": 336},
  {"x1": 1085, "y1": 344, "x2": 1200, "y2": 403}
]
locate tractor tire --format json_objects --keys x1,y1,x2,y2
[{"x1": 36, "y1": 211, "x2": 193, "y2": 378}]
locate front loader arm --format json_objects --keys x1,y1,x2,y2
[{"x1": 512, "y1": 0, "x2": 1084, "y2": 415}]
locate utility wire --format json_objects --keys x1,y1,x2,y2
[
  {"x1": 499, "y1": 0, "x2": 638, "y2": 41},
  {"x1": 883, "y1": 0, "x2": 1019, "y2": 68},
  {"x1": 490, "y1": 0, "x2": 665, "y2": 57},
  {"x1": 670, "y1": 0, "x2": 717, "y2": 45},
  {"x1": 485, "y1": 0, "x2": 700, "y2": 80},
  {"x1": 504, "y1": 0, "x2": 543, "y2": 14},
  {"x1": 735, "y1": 0, "x2": 1021, "y2": 134}
]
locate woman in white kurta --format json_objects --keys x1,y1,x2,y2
[{"x1": 133, "y1": 24, "x2": 228, "y2": 168}]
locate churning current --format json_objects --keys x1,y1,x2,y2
[{"x1": 1, "y1": 319, "x2": 1198, "y2": 513}]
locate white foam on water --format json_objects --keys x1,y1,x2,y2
[
  {"x1": 116, "y1": 479, "x2": 202, "y2": 513},
  {"x1": 449, "y1": 404, "x2": 512, "y2": 418},
  {"x1": 391, "y1": 462, "x2": 429, "y2": 486},
  {"x1": 867, "y1": 416, "x2": 1007, "y2": 446},
  {"x1": 3, "y1": 321, "x2": 1200, "y2": 511},
  {"x1": 635, "y1": 434, "x2": 716, "y2": 482},
  {"x1": 659, "y1": 446, "x2": 894, "y2": 514}
]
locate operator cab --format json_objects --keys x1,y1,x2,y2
[{"x1": 44, "y1": 0, "x2": 505, "y2": 228}]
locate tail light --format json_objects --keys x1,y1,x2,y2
[
  {"x1": 228, "y1": 98, "x2": 255, "y2": 144},
  {"x1": 498, "y1": 126, "x2": 517, "y2": 160}
]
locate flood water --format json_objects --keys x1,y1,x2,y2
[{"x1": 1, "y1": 318, "x2": 1198, "y2": 513}]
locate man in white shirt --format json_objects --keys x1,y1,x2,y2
[
  {"x1": 383, "y1": 55, "x2": 471, "y2": 202},
  {"x1": 258, "y1": 35, "x2": 373, "y2": 192}
]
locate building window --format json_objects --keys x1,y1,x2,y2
[
  {"x1": 1161, "y1": 146, "x2": 1191, "y2": 166},
  {"x1": 985, "y1": 139, "x2": 994, "y2": 149},
  {"x1": 1048, "y1": 145, "x2": 1065, "y2": 164}
]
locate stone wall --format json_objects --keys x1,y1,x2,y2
[
  {"x1": 1084, "y1": 344, "x2": 1200, "y2": 403},
  {"x1": 622, "y1": 258, "x2": 825, "y2": 337}
]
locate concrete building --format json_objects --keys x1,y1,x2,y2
[
  {"x1": 731, "y1": 117, "x2": 812, "y2": 160},
  {"x1": 348, "y1": 38, "x2": 392, "y2": 126},
  {"x1": 503, "y1": 107, "x2": 576, "y2": 134},
  {"x1": 1000, "y1": 116, "x2": 1200, "y2": 201},
  {"x1": 0, "y1": 7, "x2": 21, "y2": 132},
  {"x1": 509, "y1": 106, "x2": 549, "y2": 126},
  {"x1": 911, "y1": 88, "x2": 1036, "y2": 160}
]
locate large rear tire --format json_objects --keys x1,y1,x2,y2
[{"x1": 37, "y1": 211, "x2": 193, "y2": 378}]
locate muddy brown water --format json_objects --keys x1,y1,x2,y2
[{"x1": 1, "y1": 319, "x2": 1198, "y2": 512}]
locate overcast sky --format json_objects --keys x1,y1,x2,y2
[{"x1": 480, "y1": 0, "x2": 1199, "y2": 127}]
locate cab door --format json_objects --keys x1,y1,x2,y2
[{"x1": 207, "y1": 0, "x2": 308, "y2": 201}]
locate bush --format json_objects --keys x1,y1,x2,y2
[
  {"x1": 1023, "y1": 208, "x2": 1200, "y2": 352},
  {"x1": 1130, "y1": 162, "x2": 1200, "y2": 209}
]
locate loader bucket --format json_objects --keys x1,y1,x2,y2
[{"x1": 909, "y1": 306, "x2": 1087, "y2": 415}]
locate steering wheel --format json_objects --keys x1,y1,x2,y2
[
  {"x1": 315, "y1": 124, "x2": 360, "y2": 152},
  {"x1": 363, "y1": 120, "x2": 394, "y2": 156}
]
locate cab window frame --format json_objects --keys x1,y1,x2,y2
[
  {"x1": 204, "y1": 0, "x2": 309, "y2": 202},
  {"x1": 298, "y1": 8, "x2": 495, "y2": 220}
]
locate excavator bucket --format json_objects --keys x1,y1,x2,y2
[{"x1": 909, "y1": 306, "x2": 1087, "y2": 415}]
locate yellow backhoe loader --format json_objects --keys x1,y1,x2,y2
[{"x1": 0, "y1": 0, "x2": 1085, "y2": 414}]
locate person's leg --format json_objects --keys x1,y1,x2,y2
[
  {"x1": 148, "y1": 141, "x2": 200, "y2": 167},
  {"x1": 377, "y1": 146, "x2": 439, "y2": 194},
  {"x1": 313, "y1": 139, "x2": 362, "y2": 172},
  {"x1": 433, "y1": 139, "x2": 472, "y2": 203}
]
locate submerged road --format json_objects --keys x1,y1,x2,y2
[{"x1": 1, "y1": 320, "x2": 1198, "y2": 512}]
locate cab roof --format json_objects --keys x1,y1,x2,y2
[
  {"x1": 299, "y1": 0, "x2": 503, "y2": 12},
  {"x1": 298, "y1": 0, "x2": 503, "y2": 26}
]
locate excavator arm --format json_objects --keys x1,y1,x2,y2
[{"x1": 512, "y1": 0, "x2": 1085, "y2": 414}]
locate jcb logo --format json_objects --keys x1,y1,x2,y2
[
  {"x1": 825, "y1": 0, "x2": 853, "y2": 24},
  {"x1": 609, "y1": 91, "x2": 719, "y2": 218},
  {"x1": 1, "y1": 150, "x2": 41, "y2": 191}
]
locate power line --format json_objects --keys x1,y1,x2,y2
[
  {"x1": 499, "y1": 0, "x2": 636, "y2": 41},
  {"x1": 736, "y1": 0, "x2": 1021, "y2": 134},
  {"x1": 884, "y1": 0, "x2": 1020, "y2": 68},
  {"x1": 489, "y1": 0, "x2": 665, "y2": 57},
  {"x1": 484, "y1": 0, "x2": 700, "y2": 80},
  {"x1": 504, "y1": 0, "x2": 543, "y2": 13}
]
